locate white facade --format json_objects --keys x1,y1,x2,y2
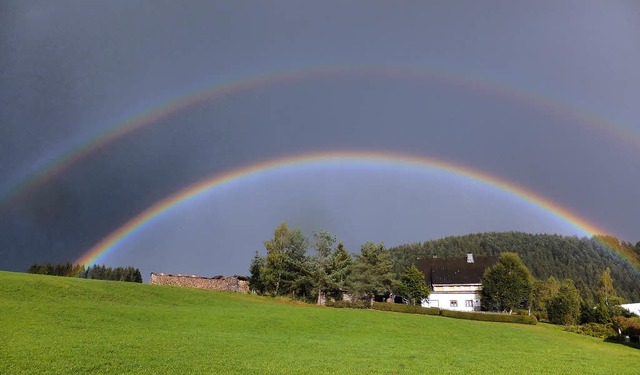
[
  {"x1": 421, "y1": 283, "x2": 482, "y2": 311},
  {"x1": 621, "y1": 303, "x2": 640, "y2": 316}
]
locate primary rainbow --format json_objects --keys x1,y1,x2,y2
[
  {"x1": 3, "y1": 64, "x2": 639, "y2": 207},
  {"x1": 76, "y1": 150, "x2": 636, "y2": 272}
]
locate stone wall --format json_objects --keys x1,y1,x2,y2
[{"x1": 150, "y1": 273, "x2": 249, "y2": 293}]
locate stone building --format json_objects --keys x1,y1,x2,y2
[{"x1": 150, "y1": 272, "x2": 249, "y2": 293}]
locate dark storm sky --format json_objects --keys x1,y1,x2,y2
[{"x1": 1, "y1": 1, "x2": 639, "y2": 277}]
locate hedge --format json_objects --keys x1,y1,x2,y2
[
  {"x1": 439, "y1": 309, "x2": 538, "y2": 325},
  {"x1": 325, "y1": 300, "x2": 370, "y2": 309},
  {"x1": 325, "y1": 301, "x2": 537, "y2": 325},
  {"x1": 372, "y1": 302, "x2": 440, "y2": 316}
]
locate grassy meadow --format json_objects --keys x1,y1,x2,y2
[{"x1": 1, "y1": 271, "x2": 638, "y2": 374}]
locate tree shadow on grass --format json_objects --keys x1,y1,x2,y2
[{"x1": 604, "y1": 335, "x2": 640, "y2": 350}]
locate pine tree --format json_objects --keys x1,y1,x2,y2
[
  {"x1": 348, "y1": 241, "x2": 395, "y2": 303},
  {"x1": 327, "y1": 243, "x2": 352, "y2": 300},
  {"x1": 248, "y1": 251, "x2": 266, "y2": 294},
  {"x1": 310, "y1": 231, "x2": 336, "y2": 305}
]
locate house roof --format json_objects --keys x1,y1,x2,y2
[{"x1": 415, "y1": 255, "x2": 498, "y2": 285}]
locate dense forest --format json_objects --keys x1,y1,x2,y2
[
  {"x1": 27, "y1": 262, "x2": 143, "y2": 283},
  {"x1": 388, "y1": 232, "x2": 640, "y2": 302}
]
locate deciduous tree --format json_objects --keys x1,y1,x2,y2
[
  {"x1": 262, "y1": 222, "x2": 310, "y2": 296},
  {"x1": 397, "y1": 264, "x2": 430, "y2": 305},
  {"x1": 547, "y1": 279, "x2": 582, "y2": 325},
  {"x1": 481, "y1": 252, "x2": 533, "y2": 314}
]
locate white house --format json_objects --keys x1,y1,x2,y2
[
  {"x1": 416, "y1": 253, "x2": 498, "y2": 312},
  {"x1": 621, "y1": 303, "x2": 640, "y2": 316}
]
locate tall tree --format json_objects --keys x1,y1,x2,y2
[
  {"x1": 248, "y1": 251, "x2": 266, "y2": 294},
  {"x1": 596, "y1": 267, "x2": 624, "y2": 319},
  {"x1": 310, "y1": 231, "x2": 336, "y2": 305},
  {"x1": 531, "y1": 276, "x2": 560, "y2": 317},
  {"x1": 397, "y1": 264, "x2": 430, "y2": 305},
  {"x1": 327, "y1": 242, "x2": 352, "y2": 300},
  {"x1": 263, "y1": 222, "x2": 291, "y2": 295},
  {"x1": 547, "y1": 279, "x2": 582, "y2": 325},
  {"x1": 481, "y1": 252, "x2": 534, "y2": 314},
  {"x1": 348, "y1": 241, "x2": 395, "y2": 303},
  {"x1": 262, "y1": 222, "x2": 310, "y2": 296}
]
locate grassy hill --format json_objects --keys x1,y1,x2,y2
[{"x1": 1, "y1": 271, "x2": 638, "y2": 374}]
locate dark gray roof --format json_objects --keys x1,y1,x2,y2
[{"x1": 416, "y1": 255, "x2": 498, "y2": 285}]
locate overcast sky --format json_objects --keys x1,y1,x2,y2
[{"x1": 1, "y1": 1, "x2": 639, "y2": 278}]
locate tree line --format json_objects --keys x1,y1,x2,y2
[
  {"x1": 479, "y1": 253, "x2": 634, "y2": 328},
  {"x1": 249, "y1": 222, "x2": 426, "y2": 304},
  {"x1": 28, "y1": 262, "x2": 143, "y2": 283}
]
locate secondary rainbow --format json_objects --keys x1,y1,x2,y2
[
  {"x1": 76, "y1": 150, "x2": 636, "y2": 272},
  {"x1": 4, "y1": 65, "x2": 639, "y2": 207}
]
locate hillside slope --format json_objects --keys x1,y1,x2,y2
[
  {"x1": 389, "y1": 232, "x2": 640, "y2": 301},
  {"x1": 1, "y1": 271, "x2": 639, "y2": 374}
]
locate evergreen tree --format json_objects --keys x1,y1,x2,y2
[
  {"x1": 248, "y1": 251, "x2": 266, "y2": 293},
  {"x1": 348, "y1": 241, "x2": 395, "y2": 303},
  {"x1": 327, "y1": 243, "x2": 352, "y2": 300},
  {"x1": 133, "y1": 268, "x2": 143, "y2": 283},
  {"x1": 310, "y1": 231, "x2": 336, "y2": 305}
]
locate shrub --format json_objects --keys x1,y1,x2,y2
[
  {"x1": 534, "y1": 311, "x2": 548, "y2": 322},
  {"x1": 371, "y1": 302, "x2": 439, "y2": 316},
  {"x1": 325, "y1": 300, "x2": 370, "y2": 309},
  {"x1": 565, "y1": 323, "x2": 616, "y2": 339},
  {"x1": 440, "y1": 309, "x2": 538, "y2": 325},
  {"x1": 612, "y1": 316, "x2": 640, "y2": 336}
]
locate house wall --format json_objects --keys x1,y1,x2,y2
[
  {"x1": 621, "y1": 303, "x2": 640, "y2": 316},
  {"x1": 433, "y1": 284, "x2": 480, "y2": 293},
  {"x1": 150, "y1": 273, "x2": 249, "y2": 293},
  {"x1": 422, "y1": 292, "x2": 481, "y2": 312}
]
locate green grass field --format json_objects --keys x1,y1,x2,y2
[{"x1": 1, "y1": 271, "x2": 638, "y2": 374}]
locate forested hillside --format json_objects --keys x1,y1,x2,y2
[{"x1": 388, "y1": 232, "x2": 640, "y2": 302}]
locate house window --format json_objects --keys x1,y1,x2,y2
[
  {"x1": 465, "y1": 300, "x2": 473, "y2": 307},
  {"x1": 450, "y1": 300, "x2": 458, "y2": 307}
]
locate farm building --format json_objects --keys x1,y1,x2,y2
[{"x1": 416, "y1": 253, "x2": 498, "y2": 312}]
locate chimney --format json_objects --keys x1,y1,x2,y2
[{"x1": 466, "y1": 253, "x2": 474, "y2": 263}]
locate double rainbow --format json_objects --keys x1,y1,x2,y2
[{"x1": 74, "y1": 150, "x2": 638, "y2": 272}]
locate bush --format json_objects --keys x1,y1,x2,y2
[
  {"x1": 325, "y1": 300, "x2": 370, "y2": 309},
  {"x1": 371, "y1": 302, "x2": 439, "y2": 316},
  {"x1": 440, "y1": 309, "x2": 538, "y2": 325},
  {"x1": 565, "y1": 323, "x2": 616, "y2": 339},
  {"x1": 534, "y1": 311, "x2": 548, "y2": 322},
  {"x1": 612, "y1": 316, "x2": 640, "y2": 336}
]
